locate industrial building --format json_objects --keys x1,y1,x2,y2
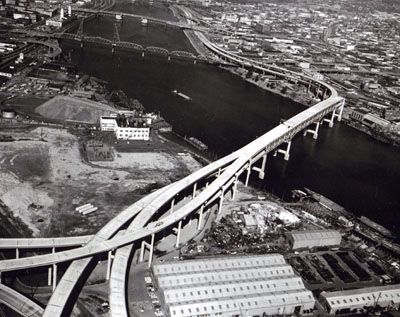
[
  {"x1": 319, "y1": 284, "x2": 400, "y2": 315},
  {"x1": 152, "y1": 254, "x2": 315, "y2": 316},
  {"x1": 100, "y1": 113, "x2": 151, "y2": 141},
  {"x1": 287, "y1": 229, "x2": 341, "y2": 250}
]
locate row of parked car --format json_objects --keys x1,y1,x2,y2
[{"x1": 145, "y1": 276, "x2": 164, "y2": 316}]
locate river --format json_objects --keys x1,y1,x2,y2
[{"x1": 61, "y1": 0, "x2": 400, "y2": 235}]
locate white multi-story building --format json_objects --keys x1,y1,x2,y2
[{"x1": 100, "y1": 114, "x2": 150, "y2": 141}]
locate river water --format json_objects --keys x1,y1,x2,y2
[{"x1": 61, "y1": 0, "x2": 400, "y2": 234}]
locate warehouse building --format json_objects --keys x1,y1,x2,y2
[
  {"x1": 152, "y1": 254, "x2": 315, "y2": 316},
  {"x1": 287, "y1": 229, "x2": 341, "y2": 250},
  {"x1": 319, "y1": 284, "x2": 400, "y2": 315}
]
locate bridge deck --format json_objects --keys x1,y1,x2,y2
[
  {"x1": 0, "y1": 235, "x2": 92, "y2": 249},
  {"x1": 0, "y1": 25, "x2": 344, "y2": 317},
  {"x1": 0, "y1": 284, "x2": 44, "y2": 317}
]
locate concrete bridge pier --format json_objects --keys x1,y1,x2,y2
[
  {"x1": 323, "y1": 88, "x2": 328, "y2": 100},
  {"x1": 274, "y1": 141, "x2": 291, "y2": 161},
  {"x1": 80, "y1": 41, "x2": 84, "y2": 49},
  {"x1": 252, "y1": 152, "x2": 267, "y2": 179},
  {"x1": 48, "y1": 267, "x2": 52, "y2": 286},
  {"x1": 142, "y1": 51, "x2": 145, "y2": 58},
  {"x1": 173, "y1": 221, "x2": 182, "y2": 247},
  {"x1": 218, "y1": 188, "x2": 225, "y2": 214},
  {"x1": 139, "y1": 233, "x2": 155, "y2": 267},
  {"x1": 197, "y1": 204, "x2": 204, "y2": 230},
  {"x1": 15, "y1": 248, "x2": 19, "y2": 259},
  {"x1": 168, "y1": 55, "x2": 171, "y2": 61},
  {"x1": 323, "y1": 108, "x2": 337, "y2": 128},
  {"x1": 307, "y1": 80, "x2": 312, "y2": 93},
  {"x1": 194, "y1": 59, "x2": 197, "y2": 65},
  {"x1": 52, "y1": 263, "x2": 57, "y2": 291},
  {"x1": 170, "y1": 198, "x2": 175, "y2": 214},
  {"x1": 232, "y1": 176, "x2": 239, "y2": 200},
  {"x1": 303, "y1": 122, "x2": 320, "y2": 139},
  {"x1": 106, "y1": 250, "x2": 114, "y2": 280},
  {"x1": 192, "y1": 183, "x2": 197, "y2": 199},
  {"x1": 337, "y1": 99, "x2": 345, "y2": 121},
  {"x1": 245, "y1": 162, "x2": 251, "y2": 187}
]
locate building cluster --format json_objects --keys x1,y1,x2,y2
[
  {"x1": 151, "y1": 254, "x2": 400, "y2": 316},
  {"x1": 0, "y1": 0, "x2": 83, "y2": 27},
  {"x1": 152, "y1": 254, "x2": 315, "y2": 317},
  {"x1": 195, "y1": 0, "x2": 400, "y2": 145}
]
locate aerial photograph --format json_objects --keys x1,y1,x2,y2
[{"x1": 0, "y1": 0, "x2": 399, "y2": 316}]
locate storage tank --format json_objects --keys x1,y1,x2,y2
[{"x1": 2, "y1": 109, "x2": 16, "y2": 119}]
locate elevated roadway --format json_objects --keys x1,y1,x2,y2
[
  {"x1": 0, "y1": 284, "x2": 43, "y2": 317},
  {"x1": 0, "y1": 27, "x2": 344, "y2": 317},
  {"x1": 0, "y1": 235, "x2": 92, "y2": 250}
]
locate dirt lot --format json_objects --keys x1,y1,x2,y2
[{"x1": 0, "y1": 127, "x2": 203, "y2": 238}]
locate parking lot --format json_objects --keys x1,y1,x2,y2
[
  {"x1": 127, "y1": 262, "x2": 165, "y2": 317},
  {"x1": 286, "y1": 250, "x2": 382, "y2": 293}
]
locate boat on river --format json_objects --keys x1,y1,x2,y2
[
  {"x1": 172, "y1": 90, "x2": 192, "y2": 100},
  {"x1": 184, "y1": 136, "x2": 208, "y2": 151}
]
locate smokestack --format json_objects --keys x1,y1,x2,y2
[
  {"x1": 60, "y1": 8, "x2": 64, "y2": 20},
  {"x1": 68, "y1": 6, "x2": 72, "y2": 16}
]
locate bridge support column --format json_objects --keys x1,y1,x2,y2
[
  {"x1": 174, "y1": 220, "x2": 182, "y2": 247},
  {"x1": 245, "y1": 163, "x2": 251, "y2": 187},
  {"x1": 337, "y1": 99, "x2": 345, "y2": 121},
  {"x1": 192, "y1": 183, "x2": 197, "y2": 199},
  {"x1": 323, "y1": 109, "x2": 337, "y2": 128},
  {"x1": 232, "y1": 177, "x2": 239, "y2": 200},
  {"x1": 274, "y1": 141, "x2": 291, "y2": 161},
  {"x1": 218, "y1": 190, "x2": 224, "y2": 214},
  {"x1": 316, "y1": 84, "x2": 320, "y2": 97},
  {"x1": 198, "y1": 204, "x2": 204, "y2": 230},
  {"x1": 323, "y1": 88, "x2": 328, "y2": 100},
  {"x1": 194, "y1": 59, "x2": 197, "y2": 65},
  {"x1": 52, "y1": 264, "x2": 57, "y2": 292},
  {"x1": 170, "y1": 198, "x2": 175, "y2": 214},
  {"x1": 304, "y1": 122, "x2": 320, "y2": 139},
  {"x1": 307, "y1": 81, "x2": 311, "y2": 93},
  {"x1": 48, "y1": 267, "x2": 52, "y2": 286},
  {"x1": 106, "y1": 250, "x2": 114, "y2": 281},
  {"x1": 142, "y1": 51, "x2": 145, "y2": 58},
  {"x1": 15, "y1": 248, "x2": 19, "y2": 259},
  {"x1": 148, "y1": 233, "x2": 155, "y2": 267},
  {"x1": 140, "y1": 234, "x2": 155, "y2": 267},
  {"x1": 168, "y1": 55, "x2": 171, "y2": 61},
  {"x1": 206, "y1": 181, "x2": 209, "y2": 188},
  {"x1": 252, "y1": 152, "x2": 267, "y2": 179}
]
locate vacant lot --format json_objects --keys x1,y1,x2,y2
[{"x1": 0, "y1": 127, "x2": 203, "y2": 237}]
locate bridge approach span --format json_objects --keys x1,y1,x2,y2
[
  {"x1": 0, "y1": 31, "x2": 344, "y2": 317},
  {"x1": 0, "y1": 95, "x2": 343, "y2": 275},
  {"x1": 0, "y1": 235, "x2": 92, "y2": 250}
]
